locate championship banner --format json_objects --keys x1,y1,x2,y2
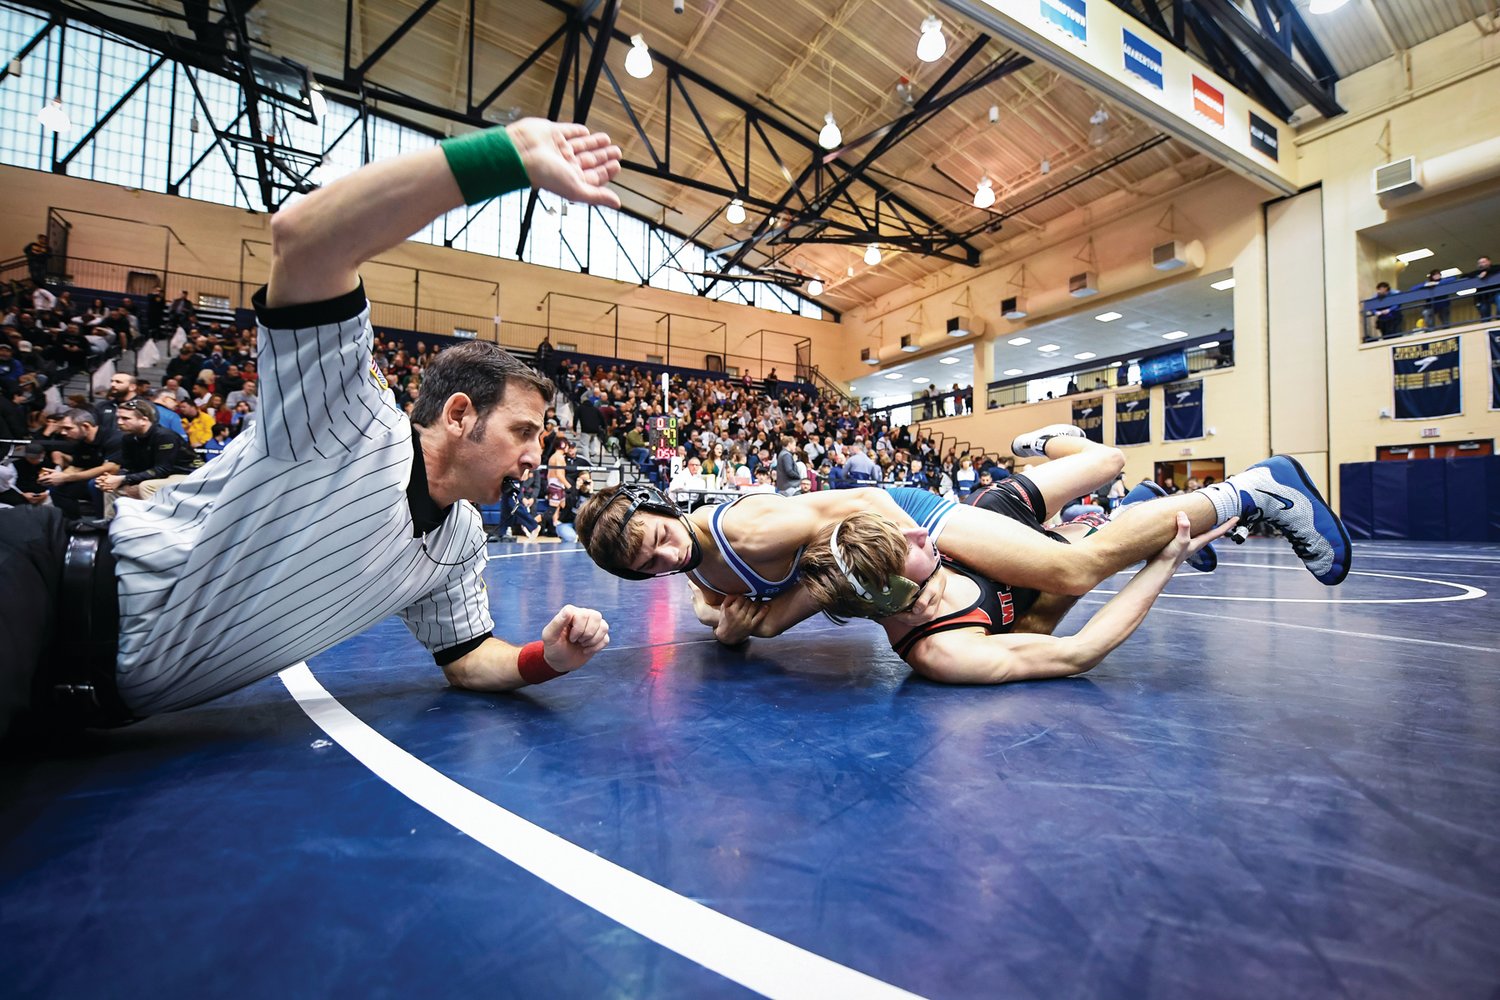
[
  {"x1": 1248, "y1": 111, "x2": 1279, "y2": 161},
  {"x1": 1122, "y1": 28, "x2": 1163, "y2": 90},
  {"x1": 1072, "y1": 395, "x2": 1104, "y2": 443},
  {"x1": 1163, "y1": 379, "x2": 1203, "y2": 440},
  {"x1": 1040, "y1": 0, "x2": 1088, "y2": 43},
  {"x1": 1115, "y1": 389, "x2": 1151, "y2": 446},
  {"x1": 1191, "y1": 75, "x2": 1224, "y2": 129},
  {"x1": 1490, "y1": 329, "x2": 1499, "y2": 411},
  {"x1": 1393, "y1": 337, "x2": 1461, "y2": 420}
]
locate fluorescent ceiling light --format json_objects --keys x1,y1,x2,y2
[
  {"x1": 912, "y1": 377, "x2": 930, "y2": 384},
  {"x1": 1210, "y1": 277, "x2": 1236, "y2": 291},
  {"x1": 1037, "y1": 343, "x2": 1061, "y2": 351},
  {"x1": 1309, "y1": 0, "x2": 1352, "y2": 13},
  {"x1": 883, "y1": 372, "x2": 904, "y2": 380},
  {"x1": 1395, "y1": 248, "x2": 1433, "y2": 263},
  {"x1": 1074, "y1": 352, "x2": 1097, "y2": 359},
  {"x1": 1439, "y1": 267, "x2": 1462, "y2": 278},
  {"x1": 1003, "y1": 368, "x2": 1023, "y2": 376},
  {"x1": 1007, "y1": 336, "x2": 1031, "y2": 345},
  {"x1": 1456, "y1": 288, "x2": 1477, "y2": 297},
  {"x1": 1094, "y1": 311, "x2": 1122, "y2": 322},
  {"x1": 1199, "y1": 340, "x2": 1220, "y2": 349},
  {"x1": 1109, "y1": 361, "x2": 1123, "y2": 368},
  {"x1": 939, "y1": 356, "x2": 961, "y2": 365},
  {"x1": 1163, "y1": 330, "x2": 1189, "y2": 340}
]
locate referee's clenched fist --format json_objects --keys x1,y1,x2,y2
[{"x1": 541, "y1": 606, "x2": 611, "y2": 673}]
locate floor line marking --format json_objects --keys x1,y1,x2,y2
[
  {"x1": 1092, "y1": 564, "x2": 1487, "y2": 605},
  {"x1": 278, "y1": 663, "x2": 924, "y2": 1000},
  {"x1": 485, "y1": 546, "x2": 589, "y2": 559}
]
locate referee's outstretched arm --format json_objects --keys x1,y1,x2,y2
[{"x1": 266, "y1": 119, "x2": 622, "y2": 309}]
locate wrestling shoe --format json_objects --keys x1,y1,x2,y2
[
  {"x1": 1231, "y1": 456, "x2": 1351, "y2": 585},
  {"x1": 1011, "y1": 424, "x2": 1086, "y2": 459},
  {"x1": 1115, "y1": 478, "x2": 1215, "y2": 572}
]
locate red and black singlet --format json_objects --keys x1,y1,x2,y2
[{"x1": 890, "y1": 557, "x2": 1041, "y2": 659}]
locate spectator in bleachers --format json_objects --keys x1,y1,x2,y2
[
  {"x1": 1472, "y1": 255, "x2": 1498, "y2": 322},
  {"x1": 151, "y1": 390, "x2": 189, "y2": 439},
  {"x1": 38, "y1": 409, "x2": 120, "y2": 519},
  {"x1": 23, "y1": 233, "x2": 49, "y2": 286},
  {"x1": 167, "y1": 289, "x2": 194, "y2": 329},
  {"x1": 97, "y1": 399, "x2": 199, "y2": 515},
  {"x1": 230, "y1": 400, "x2": 255, "y2": 436},
  {"x1": 178, "y1": 400, "x2": 215, "y2": 448},
  {"x1": 843, "y1": 444, "x2": 880, "y2": 486},
  {"x1": 0, "y1": 341, "x2": 24, "y2": 385},
  {"x1": 954, "y1": 454, "x2": 977, "y2": 498},
  {"x1": 554, "y1": 472, "x2": 592, "y2": 543},
  {"x1": 1, "y1": 440, "x2": 49, "y2": 507},
  {"x1": 1369, "y1": 281, "x2": 1402, "y2": 339},
  {"x1": 775, "y1": 434, "x2": 801, "y2": 496},
  {"x1": 203, "y1": 423, "x2": 231, "y2": 461},
  {"x1": 166, "y1": 343, "x2": 203, "y2": 383}
]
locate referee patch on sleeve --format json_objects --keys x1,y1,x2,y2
[{"x1": 370, "y1": 359, "x2": 390, "y2": 392}]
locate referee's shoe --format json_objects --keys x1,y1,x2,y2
[{"x1": 1232, "y1": 456, "x2": 1352, "y2": 586}]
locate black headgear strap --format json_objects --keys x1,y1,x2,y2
[{"x1": 601, "y1": 483, "x2": 704, "y2": 581}]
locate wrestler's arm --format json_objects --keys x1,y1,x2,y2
[
  {"x1": 1009, "y1": 592, "x2": 1082, "y2": 635},
  {"x1": 904, "y1": 514, "x2": 1227, "y2": 683},
  {"x1": 267, "y1": 120, "x2": 620, "y2": 308}
]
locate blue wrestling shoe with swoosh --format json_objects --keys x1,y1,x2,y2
[{"x1": 1233, "y1": 456, "x2": 1352, "y2": 585}]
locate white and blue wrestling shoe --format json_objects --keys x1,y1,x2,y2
[
  {"x1": 1116, "y1": 479, "x2": 1216, "y2": 572},
  {"x1": 1011, "y1": 423, "x2": 1085, "y2": 459},
  {"x1": 1233, "y1": 456, "x2": 1352, "y2": 586}
]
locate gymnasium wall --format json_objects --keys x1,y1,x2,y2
[{"x1": 0, "y1": 164, "x2": 837, "y2": 380}]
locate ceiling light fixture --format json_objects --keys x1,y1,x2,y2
[
  {"x1": 806, "y1": 276, "x2": 824, "y2": 296},
  {"x1": 864, "y1": 243, "x2": 882, "y2": 265},
  {"x1": 912, "y1": 377, "x2": 931, "y2": 384},
  {"x1": 1210, "y1": 277, "x2": 1236, "y2": 291},
  {"x1": 1004, "y1": 368, "x2": 1023, "y2": 376},
  {"x1": 725, "y1": 198, "x2": 745, "y2": 225},
  {"x1": 1095, "y1": 311, "x2": 1122, "y2": 322},
  {"x1": 1309, "y1": 0, "x2": 1351, "y2": 13},
  {"x1": 1037, "y1": 343, "x2": 1061, "y2": 352},
  {"x1": 973, "y1": 175, "x2": 996, "y2": 209},
  {"x1": 819, "y1": 59, "x2": 842, "y2": 149},
  {"x1": 1074, "y1": 352, "x2": 1097, "y2": 359},
  {"x1": 939, "y1": 356, "x2": 961, "y2": 365},
  {"x1": 916, "y1": 15, "x2": 947, "y2": 62},
  {"x1": 988, "y1": 104, "x2": 1000, "y2": 124},
  {"x1": 37, "y1": 96, "x2": 70, "y2": 135},
  {"x1": 1088, "y1": 105, "x2": 1110, "y2": 147},
  {"x1": 1395, "y1": 248, "x2": 1433, "y2": 263},
  {"x1": 625, "y1": 33, "x2": 654, "y2": 79},
  {"x1": 1439, "y1": 267, "x2": 1462, "y2": 278},
  {"x1": 1007, "y1": 336, "x2": 1031, "y2": 345},
  {"x1": 1163, "y1": 330, "x2": 1189, "y2": 340},
  {"x1": 884, "y1": 372, "x2": 904, "y2": 380},
  {"x1": 1199, "y1": 341, "x2": 1220, "y2": 349}
]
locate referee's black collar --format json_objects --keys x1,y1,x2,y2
[{"x1": 407, "y1": 423, "x2": 450, "y2": 536}]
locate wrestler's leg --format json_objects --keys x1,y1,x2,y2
[{"x1": 1015, "y1": 434, "x2": 1125, "y2": 521}]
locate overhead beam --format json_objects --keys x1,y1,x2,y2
[
  {"x1": 353, "y1": 0, "x2": 443, "y2": 79},
  {"x1": 1190, "y1": 0, "x2": 1343, "y2": 118}
]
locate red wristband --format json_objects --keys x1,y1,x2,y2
[{"x1": 517, "y1": 640, "x2": 564, "y2": 685}]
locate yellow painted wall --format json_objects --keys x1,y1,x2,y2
[{"x1": 0, "y1": 163, "x2": 839, "y2": 380}]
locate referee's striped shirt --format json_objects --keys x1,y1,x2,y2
[{"x1": 109, "y1": 284, "x2": 493, "y2": 716}]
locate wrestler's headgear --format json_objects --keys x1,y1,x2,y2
[
  {"x1": 828, "y1": 519, "x2": 939, "y2": 616},
  {"x1": 597, "y1": 483, "x2": 704, "y2": 581}
]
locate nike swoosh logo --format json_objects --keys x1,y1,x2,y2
[{"x1": 1257, "y1": 489, "x2": 1295, "y2": 510}]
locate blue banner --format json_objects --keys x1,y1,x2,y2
[
  {"x1": 1490, "y1": 329, "x2": 1499, "y2": 410},
  {"x1": 1123, "y1": 29, "x2": 1163, "y2": 90},
  {"x1": 1115, "y1": 389, "x2": 1150, "y2": 446},
  {"x1": 1072, "y1": 396, "x2": 1104, "y2": 443},
  {"x1": 1041, "y1": 0, "x2": 1087, "y2": 42},
  {"x1": 1163, "y1": 379, "x2": 1203, "y2": 441},
  {"x1": 1393, "y1": 336, "x2": 1461, "y2": 419}
]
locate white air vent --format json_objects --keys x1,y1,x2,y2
[
  {"x1": 1374, "y1": 156, "x2": 1422, "y2": 197},
  {"x1": 1152, "y1": 240, "x2": 1190, "y2": 271},
  {"x1": 1068, "y1": 271, "x2": 1098, "y2": 297},
  {"x1": 946, "y1": 315, "x2": 983, "y2": 337},
  {"x1": 1000, "y1": 295, "x2": 1028, "y2": 319},
  {"x1": 861, "y1": 347, "x2": 879, "y2": 365},
  {"x1": 899, "y1": 334, "x2": 920, "y2": 353}
]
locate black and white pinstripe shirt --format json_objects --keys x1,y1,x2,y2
[{"x1": 109, "y1": 285, "x2": 493, "y2": 716}]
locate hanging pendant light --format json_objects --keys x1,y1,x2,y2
[
  {"x1": 37, "y1": 96, "x2": 71, "y2": 135},
  {"x1": 973, "y1": 175, "x2": 996, "y2": 209},
  {"x1": 916, "y1": 15, "x2": 947, "y2": 62},
  {"x1": 309, "y1": 82, "x2": 327, "y2": 122},
  {"x1": 625, "y1": 33, "x2": 654, "y2": 78},
  {"x1": 725, "y1": 198, "x2": 746, "y2": 225},
  {"x1": 1088, "y1": 105, "x2": 1110, "y2": 147},
  {"x1": 807, "y1": 276, "x2": 824, "y2": 296},
  {"x1": 864, "y1": 243, "x2": 882, "y2": 266},
  {"x1": 819, "y1": 58, "x2": 841, "y2": 149}
]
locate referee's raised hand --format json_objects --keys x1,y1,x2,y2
[
  {"x1": 541, "y1": 605, "x2": 611, "y2": 673},
  {"x1": 506, "y1": 119, "x2": 622, "y2": 210}
]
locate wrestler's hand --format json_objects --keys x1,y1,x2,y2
[
  {"x1": 686, "y1": 578, "x2": 722, "y2": 628},
  {"x1": 508, "y1": 119, "x2": 622, "y2": 209},
  {"x1": 714, "y1": 595, "x2": 767, "y2": 646},
  {"x1": 1185, "y1": 516, "x2": 1237, "y2": 557},
  {"x1": 541, "y1": 604, "x2": 611, "y2": 672}
]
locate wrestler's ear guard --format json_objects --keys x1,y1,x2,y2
[
  {"x1": 828, "y1": 520, "x2": 921, "y2": 616},
  {"x1": 599, "y1": 483, "x2": 703, "y2": 580}
]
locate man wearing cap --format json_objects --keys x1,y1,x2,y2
[{"x1": 0, "y1": 341, "x2": 24, "y2": 385}]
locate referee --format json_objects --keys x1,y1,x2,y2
[{"x1": 1, "y1": 116, "x2": 623, "y2": 745}]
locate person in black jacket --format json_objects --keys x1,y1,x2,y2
[{"x1": 96, "y1": 399, "x2": 200, "y2": 515}]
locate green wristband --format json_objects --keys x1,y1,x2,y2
[{"x1": 440, "y1": 127, "x2": 530, "y2": 205}]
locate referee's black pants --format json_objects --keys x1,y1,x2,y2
[{"x1": 0, "y1": 505, "x2": 66, "y2": 744}]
